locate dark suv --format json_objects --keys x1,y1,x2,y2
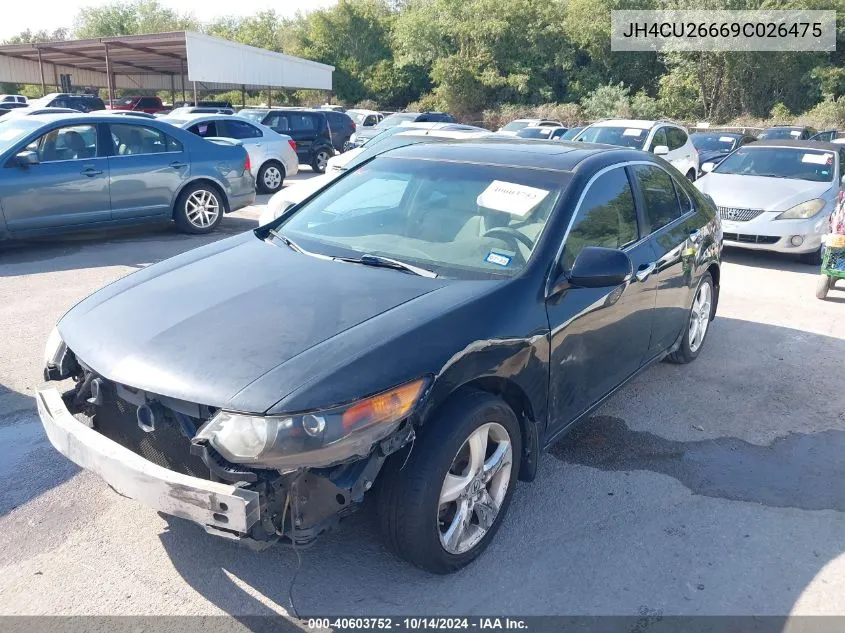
[
  {"x1": 240, "y1": 108, "x2": 336, "y2": 173},
  {"x1": 320, "y1": 109, "x2": 356, "y2": 152},
  {"x1": 34, "y1": 93, "x2": 105, "y2": 113}
]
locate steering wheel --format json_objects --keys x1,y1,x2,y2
[{"x1": 482, "y1": 227, "x2": 535, "y2": 258}]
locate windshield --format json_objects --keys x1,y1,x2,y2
[
  {"x1": 116, "y1": 97, "x2": 136, "y2": 106},
  {"x1": 691, "y1": 133, "x2": 739, "y2": 152},
  {"x1": 560, "y1": 127, "x2": 582, "y2": 140},
  {"x1": 576, "y1": 126, "x2": 648, "y2": 149},
  {"x1": 0, "y1": 119, "x2": 39, "y2": 152},
  {"x1": 275, "y1": 157, "x2": 568, "y2": 278},
  {"x1": 501, "y1": 120, "x2": 532, "y2": 132},
  {"x1": 714, "y1": 147, "x2": 835, "y2": 182},
  {"x1": 518, "y1": 127, "x2": 555, "y2": 139},
  {"x1": 359, "y1": 126, "x2": 409, "y2": 146},
  {"x1": 759, "y1": 128, "x2": 802, "y2": 140},
  {"x1": 237, "y1": 110, "x2": 266, "y2": 123},
  {"x1": 375, "y1": 113, "x2": 418, "y2": 129}
]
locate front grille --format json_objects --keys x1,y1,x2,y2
[
  {"x1": 718, "y1": 206, "x2": 765, "y2": 222},
  {"x1": 723, "y1": 232, "x2": 780, "y2": 245},
  {"x1": 92, "y1": 387, "x2": 211, "y2": 479}
]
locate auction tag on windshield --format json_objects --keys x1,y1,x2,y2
[
  {"x1": 623, "y1": 128, "x2": 644, "y2": 137},
  {"x1": 485, "y1": 250, "x2": 513, "y2": 267},
  {"x1": 790, "y1": 131, "x2": 801, "y2": 137},
  {"x1": 802, "y1": 153, "x2": 831, "y2": 165},
  {"x1": 719, "y1": 136, "x2": 735, "y2": 142},
  {"x1": 477, "y1": 180, "x2": 549, "y2": 216}
]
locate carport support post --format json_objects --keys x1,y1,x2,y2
[
  {"x1": 169, "y1": 74, "x2": 175, "y2": 107},
  {"x1": 267, "y1": 86, "x2": 272, "y2": 108},
  {"x1": 192, "y1": 81, "x2": 198, "y2": 107},
  {"x1": 241, "y1": 85, "x2": 246, "y2": 108},
  {"x1": 180, "y1": 60, "x2": 186, "y2": 104},
  {"x1": 36, "y1": 47, "x2": 46, "y2": 96},
  {"x1": 103, "y1": 42, "x2": 115, "y2": 107}
]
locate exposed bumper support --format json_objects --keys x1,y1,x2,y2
[{"x1": 36, "y1": 386, "x2": 260, "y2": 535}]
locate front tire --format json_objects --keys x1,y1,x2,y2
[
  {"x1": 173, "y1": 183, "x2": 224, "y2": 234},
  {"x1": 816, "y1": 274, "x2": 832, "y2": 299},
  {"x1": 257, "y1": 161, "x2": 284, "y2": 194},
  {"x1": 686, "y1": 169, "x2": 697, "y2": 182},
  {"x1": 667, "y1": 272, "x2": 714, "y2": 364},
  {"x1": 377, "y1": 391, "x2": 521, "y2": 574}
]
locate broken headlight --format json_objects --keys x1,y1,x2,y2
[
  {"x1": 44, "y1": 326, "x2": 66, "y2": 367},
  {"x1": 194, "y1": 378, "x2": 427, "y2": 469}
]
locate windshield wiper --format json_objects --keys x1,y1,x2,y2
[
  {"x1": 335, "y1": 254, "x2": 437, "y2": 278},
  {"x1": 267, "y1": 229, "x2": 305, "y2": 253}
]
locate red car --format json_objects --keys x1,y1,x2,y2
[{"x1": 109, "y1": 96, "x2": 166, "y2": 114}]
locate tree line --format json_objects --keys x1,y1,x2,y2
[{"x1": 4, "y1": 0, "x2": 845, "y2": 127}]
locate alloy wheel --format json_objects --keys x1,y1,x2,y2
[
  {"x1": 438, "y1": 422, "x2": 513, "y2": 555},
  {"x1": 263, "y1": 166, "x2": 282, "y2": 190},
  {"x1": 185, "y1": 190, "x2": 220, "y2": 229},
  {"x1": 688, "y1": 281, "x2": 712, "y2": 353},
  {"x1": 316, "y1": 151, "x2": 329, "y2": 171}
]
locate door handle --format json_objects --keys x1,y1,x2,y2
[
  {"x1": 689, "y1": 229, "x2": 702, "y2": 243},
  {"x1": 636, "y1": 262, "x2": 656, "y2": 282},
  {"x1": 169, "y1": 161, "x2": 187, "y2": 169},
  {"x1": 80, "y1": 167, "x2": 102, "y2": 177}
]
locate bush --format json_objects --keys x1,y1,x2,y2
[
  {"x1": 802, "y1": 97, "x2": 845, "y2": 129},
  {"x1": 631, "y1": 91, "x2": 661, "y2": 120},
  {"x1": 479, "y1": 102, "x2": 584, "y2": 130},
  {"x1": 580, "y1": 83, "x2": 631, "y2": 120},
  {"x1": 769, "y1": 102, "x2": 792, "y2": 124}
]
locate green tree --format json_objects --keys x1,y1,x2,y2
[{"x1": 73, "y1": 0, "x2": 199, "y2": 38}]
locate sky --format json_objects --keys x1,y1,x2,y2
[{"x1": 0, "y1": 0, "x2": 339, "y2": 41}]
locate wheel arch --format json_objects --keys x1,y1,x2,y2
[
  {"x1": 422, "y1": 376, "x2": 541, "y2": 483},
  {"x1": 706, "y1": 261, "x2": 720, "y2": 316},
  {"x1": 172, "y1": 178, "x2": 230, "y2": 218}
]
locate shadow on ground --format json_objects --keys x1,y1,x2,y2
[
  {"x1": 721, "y1": 247, "x2": 820, "y2": 276},
  {"x1": 0, "y1": 216, "x2": 259, "y2": 278},
  {"x1": 155, "y1": 316, "x2": 845, "y2": 620}
]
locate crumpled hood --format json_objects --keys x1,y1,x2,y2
[
  {"x1": 695, "y1": 173, "x2": 833, "y2": 211},
  {"x1": 58, "y1": 232, "x2": 445, "y2": 411}
]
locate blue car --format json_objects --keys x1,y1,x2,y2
[{"x1": 0, "y1": 113, "x2": 255, "y2": 240}]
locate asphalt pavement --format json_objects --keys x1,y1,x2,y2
[{"x1": 1, "y1": 172, "x2": 843, "y2": 617}]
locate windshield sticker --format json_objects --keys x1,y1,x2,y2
[
  {"x1": 623, "y1": 128, "x2": 644, "y2": 137},
  {"x1": 802, "y1": 153, "x2": 832, "y2": 165},
  {"x1": 485, "y1": 250, "x2": 513, "y2": 267},
  {"x1": 790, "y1": 130, "x2": 801, "y2": 137},
  {"x1": 719, "y1": 136, "x2": 735, "y2": 142},
  {"x1": 477, "y1": 180, "x2": 550, "y2": 216}
]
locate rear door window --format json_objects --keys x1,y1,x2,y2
[
  {"x1": 631, "y1": 164, "x2": 682, "y2": 232},
  {"x1": 110, "y1": 123, "x2": 171, "y2": 155},
  {"x1": 188, "y1": 121, "x2": 218, "y2": 138},
  {"x1": 221, "y1": 119, "x2": 263, "y2": 139}
]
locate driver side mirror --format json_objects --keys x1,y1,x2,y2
[
  {"x1": 702, "y1": 162, "x2": 715, "y2": 173},
  {"x1": 653, "y1": 145, "x2": 669, "y2": 156},
  {"x1": 550, "y1": 247, "x2": 633, "y2": 294},
  {"x1": 15, "y1": 150, "x2": 39, "y2": 167}
]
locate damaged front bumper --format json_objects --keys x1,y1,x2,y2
[{"x1": 36, "y1": 386, "x2": 260, "y2": 536}]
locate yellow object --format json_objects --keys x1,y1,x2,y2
[
  {"x1": 826, "y1": 234, "x2": 845, "y2": 248},
  {"x1": 342, "y1": 378, "x2": 425, "y2": 430}
]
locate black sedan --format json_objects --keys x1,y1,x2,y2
[
  {"x1": 38, "y1": 139, "x2": 721, "y2": 573},
  {"x1": 690, "y1": 131, "x2": 757, "y2": 171}
]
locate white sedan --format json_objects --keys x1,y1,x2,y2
[
  {"x1": 160, "y1": 114, "x2": 298, "y2": 193},
  {"x1": 695, "y1": 140, "x2": 842, "y2": 264}
]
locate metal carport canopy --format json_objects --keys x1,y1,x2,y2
[{"x1": 0, "y1": 31, "x2": 334, "y2": 94}]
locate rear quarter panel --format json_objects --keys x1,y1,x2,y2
[{"x1": 178, "y1": 136, "x2": 255, "y2": 208}]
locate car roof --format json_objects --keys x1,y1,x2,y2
[
  {"x1": 747, "y1": 139, "x2": 842, "y2": 151},
  {"x1": 691, "y1": 131, "x2": 743, "y2": 136},
  {"x1": 590, "y1": 119, "x2": 662, "y2": 129},
  {"x1": 379, "y1": 138, "x2": 645, "y2": 172}
]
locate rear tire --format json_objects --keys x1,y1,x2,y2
[
  {"x1": 816, "y1": 274, "x2": 832, "y2": 300},
  {"x1": 667, "y1": 272, "x2": 714, "y2": 364},
  {"x1": 311, "y1": 149, "x2": 330, "y2": 173},
  {"x1": 173, "y1": 183, "x2": 225, "y2": 234},
  {"x1": 377, "y1": 391, "x2": 521, "y2": 574},
  {"x1": 257, "y1": 161, "x2": 284, "y2": 194},
  {"x1": 800, "y1": 247, "x2": 823, "y2": 266}
]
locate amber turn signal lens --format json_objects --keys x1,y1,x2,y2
[{"x1": 341, "y1": 379, "x2": 425, "y2": 430}]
